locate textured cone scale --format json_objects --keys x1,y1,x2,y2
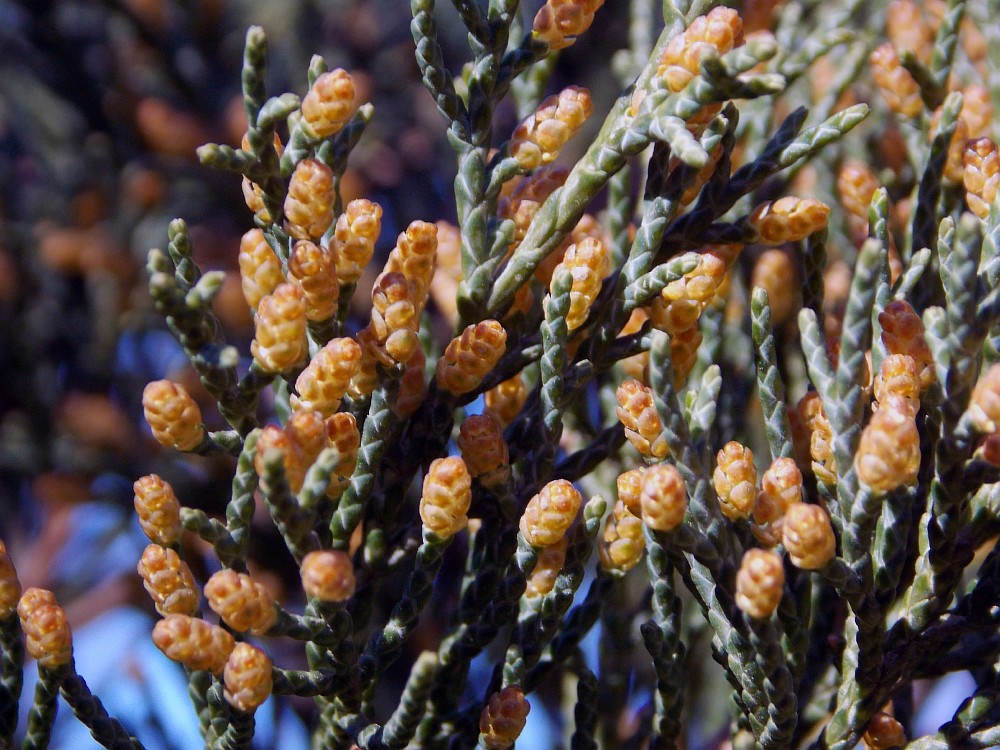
[
  {"x1": 964, "y1": 137, "x2": 1000, "y2": 220},
  {"x1": 288, "y1": 240, "x2": 339, "y2": 322},
  {"x1": 485, "y1": 373, "x2": 528, "y2": 427},
  {"x1": 326, "y1": 412, "x2": 361, "y2": 500},
  {"x1": 333, "y1": 199, "x2": 382, "y2": 284},
  {"x1": 650, "y1": 245, "x2": 738, "y2": 334},
  {"x1": 870, "y1": 43, "x2": 923, "y2": 118},
  {"x1": 749, "y1": 197, "x2": 830, "y2": 245},
  {"x1": 300, "y1": 550, "x2": 356, "y2": 602},
  {"x1": 837, "y1": 161, "x2": 881, "y2": 219},
  {"x1": 657, "y1": 7, "x2": 744, "y2": 93},
  {"x1": 617, "y1": 468, "x2": 646, "y2": 517},
  {"x1": 599, "y1": 500, "x2": 645, "y2": 573},
  {"x1": 18, "y1": 588, "x2": 72, "y2": 668},
  {"x1": 301, "y1": 68, "x2": 356, "y2": 139},
  {"x1": 292, "y1": 337, "x2": 362, "y2": 417},
  {"x1": 286, "y1": 409, "x2": 327, "y2": 469},
  {"x1": 224, "y1": 642, "x2": 273, "y2": 713},
  {"x1": 551, "y1": 236, "x2": 610, "y2": 331},
  {"x1": 714, "y1": 441, "x2": 757, "y2": 521},
  {"x1": 239, "y1": 228, "x2": 284, "y2": 309},
  {"x1": 255, "y1": 423, "x2": 309, "y2": 494},
  {"x1": 458, "y1": 414, "x2": 510, "y2": 487},
  {"x1": 755, "y1": 457, "x2": 803, "y2": 525},
  {"x1": 798, "y1": 392, "x2": 836, "y2": 485},
  {"x1": 878, "y1": 300, "x2": 934, "y2": 389},
  {"x1": 419, "y1": 457, "x2": 473, "y2": 538},
  {"x1": 436, "y1": 320, "x2": 508, "y2": 396},
  {"x1": 251, "y1": 283, "x2": 309, "y2": 373},
  {"x1": 873, "y1": 354, "x2": 920, "y2": 414},
  {"x1": 782, "y1": 503, "x2": 836, "y2": 570},
  {"x1": 142, "y1": 380, "x2": 204, "y2": 452},
  {"x1": 969, "y1": 364, "x2": 1000, "y2": 433},
  {"x1": 395, "y1": 348, "x2": 427, "y2": 419},
  {"x1": 137, "y1": 544, "x2": 200, "y2": 617},
  {"x1": 533, "y1": 0, "x2": 605, "y2": 50},
  {"x1": 751, "y1": 249, "x2": 798, "y2": 325},
  {"x1": 499, "y1": 167, "x2": 568, "y2": 248},
  {"x1": 616, "y1": 380, "x2": 669, "y2": 459},
  {"x1": 370, "y1": 271, "x2": 420, "y2": 363},
  {"x1": 520, "y1": 479, "x2": 583, "y2": 547},
  {"x1": 133, "y1": 474, "x2": 182, "y2": 546},
  {"x1": 855, "y1": 395, "x2": 920, "y2": 493},
  {"x1": 525, "y1": 536, "x2": 568, "y2": 598},
  {"x1": 510, "y1": 87, "x2": 593, "y2": 170},
  {"x1": 153, "y1": 615, "x2": 234, "y2": 673},
  {"x1": 735, "y1": 549, "x2": 785, "y2": 619},
  {"x1": 640, "y1": 464, "x2": 687, "y2": 531},
  {"x1": 204, "y1": 569, "x2": 277, "y2": 635},
  {"x1": 385, "y1": 220, "x2": 438, "y2": 308},
  {"x1": 284, "y1": 158, "x2": 335, "y2": 240},
  {"x1": 479, "y1": 686, "x2": 531, "y2": 749}
]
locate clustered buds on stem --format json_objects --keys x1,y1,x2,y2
[
  {"x1": 640, "y1": 464, "x2": 687, "y2": 531},
  {"x1": 735, "y1": 549, "x2": 784, "y2": 619},
  {"x1": 616, "y1": 380, "x2": 669, "y2": 459},
  {"x1": 138, "y1": 544, "x2": 200, "y2": 617},
  {"x1": 520, "y1": 479, "x2": 583, "y2": 547},
  {"x1": 436, "y1": 320, "x2": 507, "y2": 396},
  {"x1": 479, "y1": 686, "x2": 531, "y2": 749},
  {"x1": 658, "y1": 7, "x2": 744, "y2": 93},
  {"x1": 251, "y1": 282, "x2": 309, "y2": 373},
  {"x1": 964, "y1": 137, "x2": 999, "y2": 220},
  {"x1": 855, "y1": 394, "x2": 921, "y2": 493},
  {"x1": 878, "y1": 300, "x2": 935, "y2": 389},
  {"x1": 143, "y1": 380, "x2": 205, "y2": 452},
  {"x1": 870, "y1": 43, "x2": 922, "y2": 118},
  {"x1": 284, "y1": 158, "x2": 336, "y2": 240},
  {"x1": 370, "y1": 271, "x2": 420, "y2": 364},
  {"x1": 650, "y1": 245, "x2": 739, "y2": 335},
  {"x1": 153, "y1": 614, "x2": 235, "y2": 673},
  {"x1": 420, "y1": 457, "x2": 473, "y2": 538},
  {"x1": 300, "y1": 549, "x2": 356, "y2": 602},
  {"x1": 288, "y1": 239, "x2": 338, "y2": 322},
  {"x1": 224, "y1": 642, "x2": 274, "y2": 713},
  {"x1": 748, "y1": 197, "x2": 830, "y2": 245},
  {"x1": 18, "y1": 588, "x2": 72, "y2": 668},
  {"x1": 300, "y1": 68, "x2": 356, "y2": 140},
  {"x1": 385, "y1": 220, "x2": 438, "y2": 309},
  {"x1": 551, "y1": 237, "x2": 610, "y2": 331},
  {"x1": 532, "y1": 0, "x2": 605, "y2": 51},
  {"x1": 782, "y1": 503, "x2": 836, "y2": 570},
  {"x1": 133, "y1": 474, "x2": 182, "y2": 546},
  {"x1": 873, "y1": 353, "x2": 921, "y2": 414},
  {"x1": 457, "y1": 414, "x2": 510, "y2": 487},
  {"x1": 510, "y1": 87, "x2": 593, "y2": 171},
  {"x1": 205, "y1": 569, "x2": 277, "y2": 634},
  {"x1": 292, "y1": 337, "x2": 363, "y2": 416},
  {"x1": 332, "y1": 198, "x2": 382, "y2": 284},
  {"x1": 751, "y1": 456, "x2": 804, "y2": 548},
  {"x1": 525, "y1": 536, "x2": 568, "y2": 598},
  {"x1": 969, "y1": 364, "x2": 1000, "y2": 433},
  {"x1": 238, "y1": 228, "x2": 284, "y2": 309},
  {"x1": 714, "y1": 441, "x2": 757, "y2": 520},
  {"x1": 485, "y1": 373, "x2": 528, "y2": 428},
  {"x1": 751, "y1": 249, "x2": 797, "y2": 325},
  {"x1": 599, "y1": 500, "x2": 645, "y2": 573},
  {"x1": 617, "y1": 468, "x2": 645, "y2": 517},
  {"x1": 798, "y1": 391, "x2": 836, "y2": 485}
]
